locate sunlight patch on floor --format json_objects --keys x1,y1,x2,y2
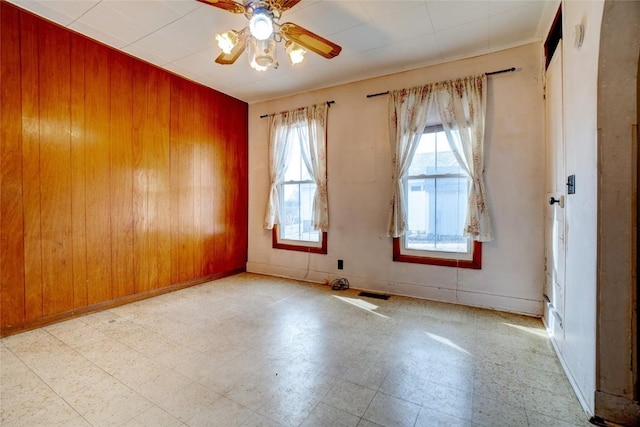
[
  {"x1": 425, "y1": 331, "x2": 470, "y2": 354},
  {"x1": 332, "y1": 296, "x2": 389, "y2": 319},
  {"x1": 503, "y1": 322, "x2": 548, "y2": 338}
]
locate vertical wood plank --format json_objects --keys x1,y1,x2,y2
[
  {"x1": 110, "y1": 52, "x2": 134, "y2": 298},
  {"x1": 170, "y1": 77, "x2": 195, "y2": 283},
  {"x1": 132, "y1": 63, "x2": 171, "y2": 292},
  {"x1": 156, "y1": 70, "x2": 172, "y2": 288},
  {"x1": 70, "y1": 34, "x2": 88, "y2": 308},
  {"x1": 18, "y1": 11, "x2": 42, "y2": 320},
  {"x1": 84, "y1": 42, "x2": 112, "y2": 305},
  {"x1": 169, "y1": 77, "x2": 181, "y2": 284},
  {"x1": 201, "y1": 90, "x2": 217, "y2": 276},
  {"x1": 38, "y1": 20, "x2": 74, "y2": 316},
  {"x1": 231, "y1": 101, "x2": 249, "y2": 271},
  {"x1": 0, "y1": 2, "x2": 26, "y2": 326},
  {"x1": 209, "y1": 92, "x2": 225, "y2": 275},
  {"x1": 132, "y1": 62, "x2": 151, "y2": 292},
  {"x1": 192, "y1": 85, "x2": 205, "y2": 277}
]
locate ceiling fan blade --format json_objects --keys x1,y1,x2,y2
[
  {"x1": 280, "y1": 23, "x2": 342, "y2": 59},
  {"x1": 196, "y1": 0, "x2": 245, "y2": 14},
  {"x1": 277, "y1": 0, "x2": 302, "y2": 13},
  {"x1": 215, "y1": 37, "x2": 247, "y2": 65}
]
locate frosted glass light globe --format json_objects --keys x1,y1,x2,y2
[{"x1": 249, "y1": 13, "x2": 273, "y2": 40}]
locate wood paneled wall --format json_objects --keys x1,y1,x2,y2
[{"x1": 0, "y1": 3, "x2": 248, "y2": 335}]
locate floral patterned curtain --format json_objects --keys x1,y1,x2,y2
[
  {"x1": 387, "y1": 74, "x2": 492, "y2": 242},
  {"x1": 263, "y1": 103, "x2": 329, "y2": 231},
  {"x1": 263, "y1": 113, "x2": 294, "y2": 229},
  {"x1": 435, "y1": 75, "x2": 493, "y2": 241},
  {"x1": 296, "y1": 103, "x2": 329, "y2": 231},
  {"x1": 387, "y1": 86, "x2": 433, "y2": 238}
]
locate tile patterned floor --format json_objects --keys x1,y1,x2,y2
[{"x1": 0, "y1": 273, "x2": 590, "y2": 426}]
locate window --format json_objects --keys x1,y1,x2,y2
[
  {"x1": 273, "y1": 127, "x2": 327, "y2": 253},
  {"x1": 393, "y1": 126, "x2": 481, "y2": 268}
]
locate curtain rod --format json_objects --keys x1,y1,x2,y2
[
  {"x1": 259, "y1": 100, "x2": 335, "y2": 119},
  {"x1": 365, "y1": 67, "x2": 517, "y2": 98}
]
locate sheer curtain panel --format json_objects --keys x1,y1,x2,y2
[
  {"x1": 387, "y1": 87, "x2": 433, "y2": 238},
  {"x1": 263, "y1": 103, "x2": 329, "y2": 231},
  {"x1": 435, "y1": 75, "x2": 493, "y2": 241},
  {"x1": 263, "y1": 113, "x2": 294, "y2": 229},
  {"x1": 296, "y1": 103, "x2": 329, "y2": 231}
]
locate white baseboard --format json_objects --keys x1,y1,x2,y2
[
  {"x1": 246, "y1": 261, "x2": 542, "y2": 317},
  {"x1": 542, "y1": 315, "x2": 595, "y2": 420}
]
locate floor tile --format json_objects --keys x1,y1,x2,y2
[
  {"x1": 321, "y1": 379, "x2": 377, "y2": 417},
  {"x1": 471, "y1": 395, "x2": 528, "y2": 427},
  {"x1": 120, "y1": 405, "x2": 185, "y2": 427},
  {"x1": 158, "y1": 382, "x2": 220, "y2": 422},
  {"x1": 0, "y1": 273, "x2": 589, "y2": 427},
  {"x1": 187, "y1": 396, "x2": 253, "y2": 427},
  {"x1": 362, "y1": 391, "x2": 421, "y2": 427},
  {"x1": 299, "y1": 402, "x2": 361, "y2": 427},
  {"x1": 239, "y1": 412, "x2": 283, "y2": 427},
  {"x1": 415, "y1": 406, "x2": 471, "y2": 427},
  {"x1": 257, "y1": 390, "x2": 320, "y2": 426}
]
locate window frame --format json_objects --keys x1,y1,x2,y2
[
  {"x1": 273, "y1": 227, "x2": 328, "y2": 254},
  {"x1": 393, "y1": 125, "x2": 482, "y2": 269},
  {"x1": 271, "y1": 120, "x2": 328, "y2": 254},
  {"x1": 393, "y1": 238, "x2": 482, "y2": 269}
]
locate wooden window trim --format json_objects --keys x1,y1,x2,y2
[
  {"x1": 393, "y1": 238, "x2": 482, "y2": 269},
  {"x1": 273, "y1": 226, "x2": 328, "y2": 254}
]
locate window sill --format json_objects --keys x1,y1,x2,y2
[
  {"x1": 392, "y1": 238, "x2": 482, "y2": 269},
  {"x1": 272, "y1": 227, "x2": 327, "y2": 254}
]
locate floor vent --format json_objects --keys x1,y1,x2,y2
[{"x1": 358, "y1": 291, "x2": 390, "y2": 300}]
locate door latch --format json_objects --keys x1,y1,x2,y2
[{"x1": 548, "y1": 195, "x2": 565, "y2": 208}]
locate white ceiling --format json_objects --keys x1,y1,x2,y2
[{"x1": 7, "y1": 0, "x2": 555, "y2": 103}]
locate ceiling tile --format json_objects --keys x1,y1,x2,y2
[
  {"x1": 435, "y1": 18, "x2": 490, "y2": 58},
  {"x1": 489, "y1": 0, "x2": 543, "y2": 16},
  {"x1": 282, "y1": 0, "x2": 370, "y2": 36},
  {"x1": 121, "y1": 44, "x2": 176, "y2": 68},
  {"x1": 68, "y1": 20, "x2": 128, "y2": 49},
  {"x1": 489, "y1": 2, "x2": 545, "y2": 47},
  {"x1": 358, "y1": 33, "x2": 442, "y2": 72},
  {"x1": 75, "y1": 2, "x2": 155, "y2": 45},
  {"x1": 160, "y1": 0, "x2": 202, "y2": 16},
  {"x1": 129, "y1": 31, "x2": 195, "y2": 64},
  {"x1": 8, "y1": 0, "x2": 99, "y2": 25},
  {"x1": 426, "y1": 1, "x2": 490, "y2": 32},
  {"x1": 103, "y1": 1, "x2": 184, "y2": 33},
  {"x1": 170, "y1": 47, "x2": 230, "y2": 79},
  {"x1": 153, "y1": 5, "x2": 239, "y2": 53},
  {"x1": 374, "y1": 3, "x2": 434, "y2": 42},
  {"x1": 331, "y1": 23, "x2": 394, "y2": 54},
  {"x1": 359, "y1": 0, "x2": 425, "y2": 21}
]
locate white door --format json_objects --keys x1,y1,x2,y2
[{"x1": 544, "y1": 41, "x2": 566, "y2": 342}]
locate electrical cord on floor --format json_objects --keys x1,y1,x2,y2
[{"x1": 331, "y1": 278, "x2": 349, "y2": 291}]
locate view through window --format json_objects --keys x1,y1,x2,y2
[
  {"x1": 278, "y1": 131, "x2": 320, "y2": 245},
  {"x1": 403, "y1": 127, "x2": 470, "y2": 255}
]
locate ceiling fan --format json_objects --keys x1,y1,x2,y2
[{"x1": 197, "y1": 0, "x2": 342, "y2": 71}]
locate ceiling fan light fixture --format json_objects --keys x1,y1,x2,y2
[
  {"x1": 215, "y1": 30, "x2": 239, "y2": 54},
  {"x1": 285, "y1": 41, "x2": 306, "y2": 65},
  {"x1": 249, "y1": 11, "x2": 273, "y2": 40},
  {"x1": 248, "y1": 36, "x2": 277, "y2": 71}
]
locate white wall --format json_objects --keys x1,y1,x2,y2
[{"x1": 247, "y1": 43, "x2": 545, "y2": 317}]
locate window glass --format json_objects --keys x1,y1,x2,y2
[
  {"x1": 400, "y1": 128, "x2": 474, "y2": 262},
  {"x1": 274, "y1": 126, "x2": 325, "y2": 252}
]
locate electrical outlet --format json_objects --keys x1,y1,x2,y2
[{"x1": 338, "y1": 259, "x2": 344, "y2": 270}]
